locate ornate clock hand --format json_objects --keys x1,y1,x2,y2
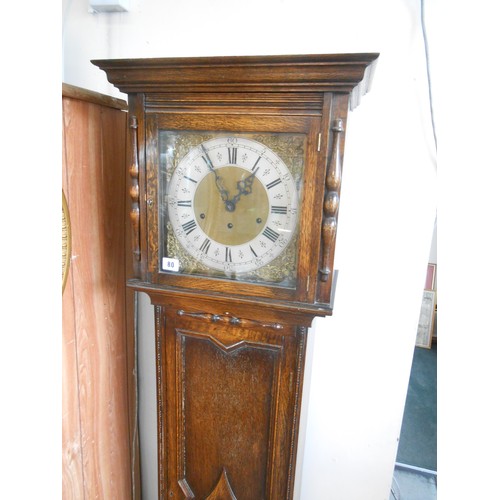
[
  {"x1": 230, "y1": 169, "x2": 258, "y2": 206},
  {"x1": 238, "y1": 170, "x2": 257, "y2": 195},
  {"x1": 200, "y1": 144, "x2": 230, "y2": 203}
]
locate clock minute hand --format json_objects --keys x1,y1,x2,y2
[{"x1": 200, "y1": 145, "x2": 230, "y2": 203}]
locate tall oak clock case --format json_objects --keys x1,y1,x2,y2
[{"x1": 93, "y1": 54, "x2": 378, "y2": 500}]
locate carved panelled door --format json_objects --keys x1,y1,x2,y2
[{"x1": 155, "y1": 305, "x2": 307, "y2": 499}]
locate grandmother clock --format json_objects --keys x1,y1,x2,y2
[{"x1": 93, "y1": 53, "x2": 378, "y2": 499}]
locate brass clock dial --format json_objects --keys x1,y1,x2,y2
[
  {"x1": 167, "y1": 136, "x2": 298, "y2": 275},
  {"x1": 159, "y1": 132, "x2": 305, "y2": 285}
]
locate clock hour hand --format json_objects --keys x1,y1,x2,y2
[
  {"x1": 200, "y1": 144, "x2": 230, "y2": 203},
  {"x1": 230, "y1": 170, "x2": 258, "y2": 206}
]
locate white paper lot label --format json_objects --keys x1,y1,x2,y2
[{"x1": 162, "y1": 257, "x2": 180, "y2": 272}]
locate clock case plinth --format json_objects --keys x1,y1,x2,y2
[{"x1": 93, "y1": 53, "x2": 377, "y2": 500}]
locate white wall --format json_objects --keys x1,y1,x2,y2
[{"x1": 62, "y1": 1, "x2": 437, "y2": 498}]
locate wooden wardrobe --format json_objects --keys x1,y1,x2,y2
[{"x1": 62, "y1": 83, "x2": 140, "y2": 499}]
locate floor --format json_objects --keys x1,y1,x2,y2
[
  {"x1": 391, "y1": 342, "x2": 437, "y2": 499},
  {"x1": 391, "y1": 465, "x2": 437, "y2": 500}
]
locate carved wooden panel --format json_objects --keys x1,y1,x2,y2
[
  {"x1": 155, "y1": 306, "x2": 307, "y2": 499},
  {"x1": 180, "y1": 329, "x2": 278, "y2": 498}
]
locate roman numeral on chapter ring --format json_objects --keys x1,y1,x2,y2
[
  {"x1": 271, "y1": 205, "x2": 287, "y2": 214},
  {"x1": 177, "y1": 200, "x2": 192, "y2": 207},
  {"x1": 228, "y1": 147, "x2": 237, "y2": 164},
  {"x1": 263, "y1": 226, "x2": 280, "y2": 243},
  {"x1": 252, "y1": 156, "x2": 261, "y2": 171},
  {"x1": 182, "y1": 219, "x2": 197, "y2": 235},
  {"x1": 200, "y1": 238, "x2": 211, "y2": 254},
  {"x1": 266, "y1": 178, "x2": 282, "y2": 190}
]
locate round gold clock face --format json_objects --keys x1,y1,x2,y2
[{"x1": 167, "y1": 136, "x2": 299, "y2": 274}]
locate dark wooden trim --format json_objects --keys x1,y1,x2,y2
[
  {"x1": 129, "y1": 280, "x2": 331, "y2": 327},
  {"x1": 91, "y1": 53, "x2": 378, "y2": 103}
]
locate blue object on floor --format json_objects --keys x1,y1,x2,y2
[{"x1": 396, "y1": 343, "x2": 437, "y2": 471}]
